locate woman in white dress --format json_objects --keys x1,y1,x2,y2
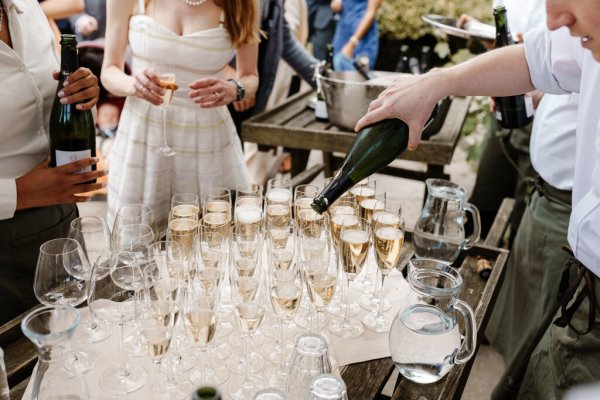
[{"x1": 101, "y1": 0, "x2": 258, "y2": 229}]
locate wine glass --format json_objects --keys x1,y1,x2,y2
[
  {"x1": 139, "y1": 262, "x2": 189, "y2": 400},
  {"x1": 264, "y1": 260, "x2": 303, "y2": 391},
  {"x1": 167, "y1": 217, "x2": 198, "y2": 266},
  {"x1": 33, "y1": 238, "x2": 97, "y2": 371},
  {"x1": 351, "y1": 178, "x2": 377, "y2": 294},
  {"x1": 68, "y1": 216, "x2": 113, "y2": 343},
  {"x1": 113, "y1": 204, "x2": 159, "y2": 243},
  {"x1": 152, "y1": 62, "x2": 178, "y2": 156},
  {"x1": 234, "y1": 186, "x2": 263, "y2": 234},
  {"x1": 363, "y1": 212, "x2": 404, "y2": 332},
  {"x1": 91, "y1": 252, "x2": 148, "y2": 395},
  {"x1": 227, "y1": 301, "x2": 267, "y2": 399},
  {"x1": 329, "y1": 216, "x2": 370, "y2": 338},
  {"x1": 294, "y1": 184, "x2": 319, "y2": 218}
]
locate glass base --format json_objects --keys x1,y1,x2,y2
[
  {"x1": 215, "y1": 319, "x2": 233, "y2": 338},
  {"x1": 99, "y1": 364, "x2": 148, "y2": 395},
  {"x1": 151, "y1": 378, "x2": 191, "y2": 400},
  {"x1": 210, "y1": 339, "x2": 233, "y2": 361},
  {"x1": 260, "y1": 317, "x2": 281, "y2": 340},
  {"x1": 329, "y1": 317, "x2": 364, "y2": 339},
  {"x1": 353, "y1": 276, "x2": 375, "y2": 294},
  {"x1": 263, "y1": 363, "x2": 289, "y2": 391},
  {"x1": 123, "y1": 334, "x2": 147, "y2": 357},
  {"x1": 226, "y1": 351, "x2": 265, "y2": 375},
  {"x1": 71, "y1": 349, "x2": 97, "y2": 374},
  {"x1": 362, "y1": 313, "x2": 393, "y2": 333},
  {"x1": 162, "y1": 351, "x2": 196, "y2": 376},
  {"x1": 75, "y1": 319, "x2": 112, "y2": 343},
  {"x1": 228, "y1": 330, "x2": 265, "y2": 350},
  {"x1": 359, "y1": 294, "x2": 391, "y2": 312},
  {"x1": 189, "y1": 361, "x2": 230, "y2": 386},
  {"x1": 227, "y1": 374, "x2": 266, "y2": 400},
  {"x1": 326, "y1": 299, "x2": 360, "y2": 317}
]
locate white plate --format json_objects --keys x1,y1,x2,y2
[{"x1": 422, "y1": 14, "x2": 495, "y2": 42}]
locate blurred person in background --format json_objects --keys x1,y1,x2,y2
[
  {"x1": 101, "y1": 0, "x2": 259, "y2": 230},
  {"x1": 0, "y1": 0, "x2": 103, "y2": 325},
  {"x1": 71, "y1": 0, "x2": 106, "y2": 42},
  {"x1": 306, "y1": 0, "x2": 337, "y2": 61},
  {"x1": 331, "y1": 0, "x2": 381, "y2": 71}
]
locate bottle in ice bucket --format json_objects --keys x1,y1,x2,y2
[
  {"x1": 192, "y1": 386, "x2": 221, "y2": 400},
  {"x1": 492, "y1": 5, "x2": 533, "y2": 129},
  {"x1": 311, "y1": 105, "x2": 440, "y2": 214},
  {"x1": 315, "y1": 44, "x2": 334, "y2": 121}
]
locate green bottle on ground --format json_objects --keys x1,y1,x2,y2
[{"x1": 192, "y1": 386, "x2": 221, "y2": 400}]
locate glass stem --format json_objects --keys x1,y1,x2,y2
[
  {"x1": 162, "y1": 107, "x2": 168, "y2": 149},
  {"x1": 243, "y1": 335, "x2": 251, "y2": 383},
  {"x1": 119, "y1": 322, "x2": 129, "y2": 375},
  {"x1": 278, "y1": 321, "x2": 286, "y2": 369},
  {"x1": 311, "y1": 304, "x2": 319, "y2": 334},
  {"x1": 344, "y1": 277, "x2": 351, "y2": 323},
  {"x1": 377, "y1": 272, "x2": 386, "y2": 319},
  {"x1": 200, "y1": 348, "x2": 207, "y2": 382},
  {"x1": 166, "y1": 352, "x2": 176, "y2": 386}
]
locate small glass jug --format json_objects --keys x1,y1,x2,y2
[
  {"x1": 389, "y1": 259, "x2": 476, "y2": 384},
  {"x1": 21, "y1": 306, "x2": 89, "y2": 400},
  {"x1": 413, "y1": 179, "x2": 481, "y2": 264}
]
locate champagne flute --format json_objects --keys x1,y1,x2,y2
[
  {"x1": 294, "y1": 184, "x2": 319, "y2": 218},
  {"x1": 363, "y1": 213, "x2": 404, "y2": 332},
  {"x1": 171, "y1": 193, "x2": 200, "y2": 220},
  {"x1": 351, "y1": 177, "x2": 377, "y2": 294},
  {"x1": 304, "y1": 249, "x2": 338, "y2": 334},
  {"x1": 265, "y1": 179, "x2": 292, "y2": 228},
  {"x1": 264, "y1": 262, "x2": 303, "y2": 391},
  {"x1": 329, "y1": 216, "x2": 370, "y2": 338},
  {"x1": 33, "y1": 238, "x2": 97, "y2": 372},
  {"x1": 153, "y1": 62, "x2": 178, "y2": 156},
  {"x1": 139, "y1": 262, "x2": 189, "y2": 400},
  {"x1": 227, "y1": 301, "x2": 266, "y2": 399},
  {"x1": 68, "y1": 216, "x2": 112, "y2": 343},
  {"x1": 92, "y1": 252, "x2": 148, "y2": 395}
]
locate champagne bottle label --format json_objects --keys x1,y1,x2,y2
[{"x1": 55, "y1": 149, "x2": 92, "y2": 172}]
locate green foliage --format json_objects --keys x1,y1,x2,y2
[{"x1": 378, "y1": 0, "x2": 492, "y2": 41}]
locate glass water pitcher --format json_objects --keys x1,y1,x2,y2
[
  {"x1": 413, "y1": 179, "x2": 481, "y2": 264},
  {"x1": 389, "y1": 259, "x2": 476, "y2": 384}
]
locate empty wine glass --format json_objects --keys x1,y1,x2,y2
[
  {"x1": 68, "y1": 216, "x2": 112, "y2": 343},
  {"x1": 152, "y1": 61, "x2": 178, "y2": 156},
  {"x1": 91, "y1": 252, "x2": 148, "y2": 395},
  {"x1": 329, "y1": 216, "x2": 370, "y2": 339},
  {"x1": 113, "y1": 204, "x2": 159, "y2": 243},
  {"x1": 33, "y1": 238, "x2": 97, "y2": 371},
  {"x1": 287, "y1": 334, "x2": 332, "y2": 399}
]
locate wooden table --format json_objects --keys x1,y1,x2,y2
[
  {"x1": 242, "y1": 90, "x2": 473, "y2": 182},
  {"x1": 1, "y1": 199, "x2": 514, "y2": 400}
]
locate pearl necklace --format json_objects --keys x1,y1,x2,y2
[{"x1": 179, "y1": 0, "x2": 207, "y2": 6}]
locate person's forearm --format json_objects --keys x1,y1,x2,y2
[
  {"x1": 238, "y1": 74, "x2": 259, "y2": 98},
  {"x1": 101, "y1": 65, "x2": 135, "y2": 98},
  {"x1": 349, "y1": 9, "x2": 377, "y2": 45},
  {"x1": 40, "y1": 0, "x2": 84, "y2": 20},
  {"x1": 282, "y1": 19, "x2": 318, "y2": 88},
  {"x1": 437, "y1": 45, "x2": 535, "y2": 98}
]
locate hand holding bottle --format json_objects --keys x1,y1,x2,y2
[
  {"x1": 354, "y1": 72, "x2": 444, "y2": 150},
  {"x1": 52, "y1": 67, "x2": 99, "y2": 110},
  {"x1": 15, "y1": 157, "x2": 107, "y2": 210}
]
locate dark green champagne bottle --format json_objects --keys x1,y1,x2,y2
[
  {"x1": 493, "y1": 6, "x2": 533, "y2": 129},
  {"x1": 395, "y1": 45, "x2": 410, "y2": 73},
  {"x1": 311, "y1": 105, "x2": 440, "y2": 214},
  {"x1": 192, "y1": 386, "x2": 221, "y2": 400},
  {"x1": 49, "y1": 34, "x2": 96, "y2": 174}
]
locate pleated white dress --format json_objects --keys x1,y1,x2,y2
[{"x1": 107, "y1": 5, "x2": 249, "y2": 229}]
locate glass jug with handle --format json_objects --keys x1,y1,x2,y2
[
  {"x1": 389, "y1": 258, "x2": 477, "y2": 384},
  {"x1": 413, "y1": 179, "x2": 481, "y2": 264}
]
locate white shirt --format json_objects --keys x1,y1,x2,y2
[
  {"x1": 525, "y1": 27, "x2": 600, "y2": 276},
  {"x1": 0, "y1": 0, "x2": 58, "y2": 220},
  {"x1": 494, "y1": 0, "x2": 577, "y2": 190}
]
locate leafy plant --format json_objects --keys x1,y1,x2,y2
[{"x1": 378, "y1": 0, "x2": 492, "y2": 41}]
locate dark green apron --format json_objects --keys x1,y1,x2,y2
[{"x1": 0, "y1": 204, "x2": 78, "y2": 325}]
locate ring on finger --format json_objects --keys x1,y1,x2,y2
[{"x1": 213, "y1": 92, "x2": 220, "y2": 101}]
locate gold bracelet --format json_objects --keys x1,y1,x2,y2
[{"x1": 350, "y1": 35, "x2": 359, "y2": 45}]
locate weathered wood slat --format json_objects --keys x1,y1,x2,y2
[
  {"x1": 9, "y1": 376, "x2": 28, "y2": 400},
  {"x1": 291, "y1": 163, "x2": 325, "y2": 188},
  {"x1": 484, "y1": 198, "x2": 515, "y2": 248},
  {"x1": 241, "y1": 91, "x2": 472, "y2": 166}
]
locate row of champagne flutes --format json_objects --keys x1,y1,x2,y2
[{"x1": 27, "y1": 174, "x2": 405, "y2": 399}]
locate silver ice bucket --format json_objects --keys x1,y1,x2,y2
[{"x1": 318, "y1": 71, "x2": 404, "y2": 131}]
